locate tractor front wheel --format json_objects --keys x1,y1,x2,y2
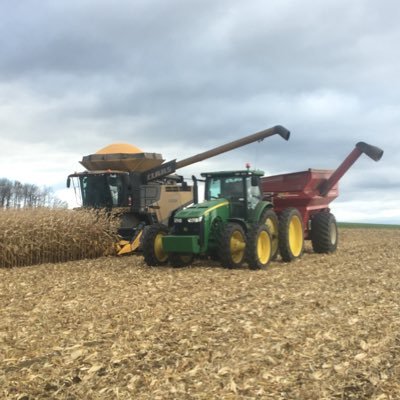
[
  {"x1": 311, "y1": 212, "x2": 338, "y2": 253},
  {"x1": 279, "y1": 208, "x2": 304, "y2": 262},
  {"x1": 142, "y1": 224, "x2": 169, "y2": 266},
  {"x1": 169, "y1": 253, "x2": 194, "y2": 267},
  {"x1": 219, "y1": 223, "x2": 247, "y2": 269},
  {"x1": 246, "y1": 224, "x2": 272, "y2": 270}
]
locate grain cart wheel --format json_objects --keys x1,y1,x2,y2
[
  {"x1": 279, "y1": 208, "x2": 304, "y2": 262},
  {"x1": 169, "y1": 253, "x2": 194, "y2": 267},
  {"x1": 142, "y1": 223, "x2": 169, "y2": 266},
  {"x1": 246, "y1": 224, "x2": 272, "y2": 270},
  {"x1": 219, "y1": 223, "x2": 247, "y2": 269},
  {"x1": 311, "y1": 212, "x2": 338, "y2": 253},
  {"x1": 259, "y1": 209, "x2": 279, "y2": 260}
]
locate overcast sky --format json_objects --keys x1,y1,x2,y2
[{"x1": 1, "y1": 0, "x2": 399, "y2": 223}]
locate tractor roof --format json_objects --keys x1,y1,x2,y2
[{"x1": 200, "y1": 170, "x2": 265, "y2": 178}]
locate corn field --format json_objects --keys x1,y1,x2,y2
[{"x1": 0, "y1": 208, "x2": 119, "y2": 267}]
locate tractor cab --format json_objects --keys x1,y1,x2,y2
[
  {"x1": 67, "y1": 171, "x2": 129, "y2": 209},
  {"x1": 201, "y1": 170, "x2": 264, "y2": 220}
]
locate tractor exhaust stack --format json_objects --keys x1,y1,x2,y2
[{"x1": 318, "y1": 141, "x2": 384, "y2": 197}]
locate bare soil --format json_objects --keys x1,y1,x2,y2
[{"x1": 1, "y1": 228, "x2": 400, "y2": 399}]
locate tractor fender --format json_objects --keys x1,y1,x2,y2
[
  {"x1": 227, "y1": 218, "x2": 248, "y2": 232},
  {"x1": 252, "y1": 201, "x2": 274, "y2": 223}
]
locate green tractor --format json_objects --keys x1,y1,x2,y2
[{"x1": 142, "y1": 169, "x2": 282, "y2": 269}]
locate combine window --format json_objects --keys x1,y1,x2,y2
[{"x1": 80, "y1": 174, "x2": 124, "y2": 208}]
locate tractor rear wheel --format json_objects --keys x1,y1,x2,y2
[
  {"x1": 246, "y1": 224, "x2": 272, "y2": 270},
  {"x1": 142, "y1": 223, "x2": 169, "y2": 266},
  {"x1": 311, "y1": 212, "x2": 338, "y2": 253},
  {"x1": 219, "y1": 223, "x2": 247, "y2": 269},
  {"x1": 169, "y1": 253, "x2": 194, "y2": 267},
  {"x1": 259, "y1": 208, "x2": 279, "y2": 260},
  {"x1": 279, "y1": 208, "x2": 304, "y2": 262}
]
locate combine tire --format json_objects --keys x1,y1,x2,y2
[
  {"x1": 259, "y1": 208, "x2": 279, "y2": 260},
  {"x1": 246, "y1": 224, "x2": 272, "y2": 270},
  {"x1": 219, "y1": 223, "x2": 247, "y2": 269},
  {"x1": 169, "y1": 253, "x2": 194, "y2": 267},
  {"x1": 311, "y1": 212, "x2": 338, "y2": 253},
  {"x1": 142, "y1": 224, "x2": 169, "y2": 266},
  {"x1": 279, "y1": 208, "x2": 304, "y2": 262}
]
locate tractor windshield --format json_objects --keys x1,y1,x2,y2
[
  {"x1": 78, "y1": 173, "x2": 124, "y2": 208},
  {"x1": 205, "y1": 176, "x2": 245, "y2": 201}
]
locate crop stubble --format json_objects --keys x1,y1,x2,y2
[{"x1": 1, "y1": 228, "x2": 400, "y2": 399}]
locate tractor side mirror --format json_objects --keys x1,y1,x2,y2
[
  {"x1": 251, "y1": 175, "x2": 259, "y2": 187},
  {"x1": 66, "y1": 177, "x2": 71, "y2": 188}
]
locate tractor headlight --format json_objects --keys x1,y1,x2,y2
[
  {"x1": 187, "y1": 216, "x2": 203, "y2": 223},
  {"x1": 174, "y1": 218, "x2": 183, "y2": 223}
]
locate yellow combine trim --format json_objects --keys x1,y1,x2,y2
[{"x1": 117, "y1": 230, "x2": 143, "y2": 255}]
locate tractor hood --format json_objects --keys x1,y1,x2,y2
[{"x1": 175, "y1": 199, "x2": 229, "y2": 219}]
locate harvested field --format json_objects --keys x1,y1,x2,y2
[{"x1": 1, "y1": 228, "x2": 400, "y2": 399}]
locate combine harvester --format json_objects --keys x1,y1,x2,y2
[
  {"x1": 67, "y1": 125, "x2": 290, "y2": 255},
  {"x1": 144, "y1": 141, "x2": 383, "y2": 268}
]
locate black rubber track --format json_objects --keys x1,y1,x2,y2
[{"x1": 311, "y1": 212, "x2": 338, "y2": 253}]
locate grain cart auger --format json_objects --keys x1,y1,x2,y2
[
  {"x1": 66, "y1": 125, "x2": 290, "y2": 256},
  {"x1": 261, "y1": 141, "x2": 384, "y2": 262}
]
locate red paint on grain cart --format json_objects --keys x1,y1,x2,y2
[{"x1": 261, "y1": 142, "x2": 384, "y2": 240}]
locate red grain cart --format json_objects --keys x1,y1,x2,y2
[{"x1": 261, "y1": 142, "x2": 384, "y2": 261}]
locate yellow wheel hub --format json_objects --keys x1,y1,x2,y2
[
  {"x1": 257, "y1": 230, "x2": 271, "y2": 264},
  {"x1": 288, "y1": 215, "x2": 303, "y2": 257},
  {"x1": 230, "y1": 230, "x2": 246, "y2": 263},
  {"x1": 154, "y1": 232, "x2": 168, "y2": 263}
]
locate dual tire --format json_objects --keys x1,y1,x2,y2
[
  {"x1": 278, "y1": 208, "x2": 305, "y2": 262},
  {"x1": 278, "y1": 209, "x2": 338, "y2": 261},
  {"x1": 219, "y1": 222, "x2": 272, "y2": 270},
  {"x1": 142, "y1": 210, "x2": 337, "y2": 267}
]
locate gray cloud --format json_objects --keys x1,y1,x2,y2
[{"x1": 0, "y1": 0, "x2": 399, "y2": 221}]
